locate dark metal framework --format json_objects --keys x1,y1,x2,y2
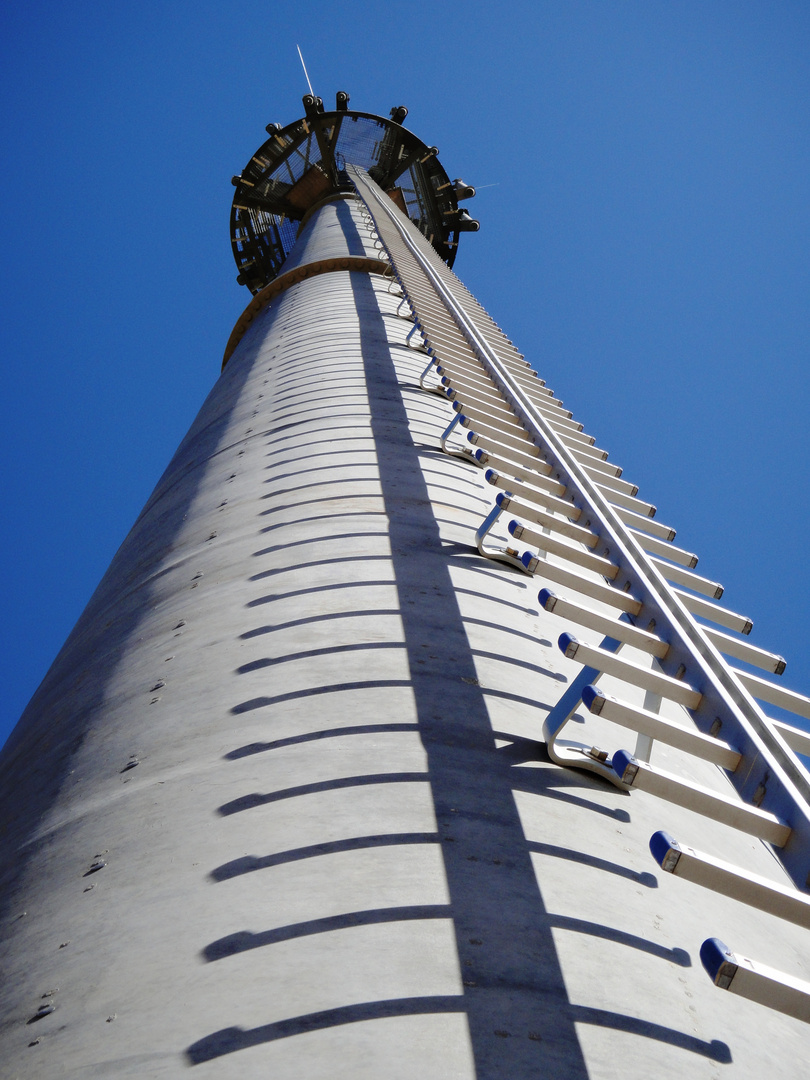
[{"x1": 230, "y1": 95, "x2": 469, "y2": 293}]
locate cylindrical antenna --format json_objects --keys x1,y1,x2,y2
[{"x1": 296, "y1": 45, "x2": 314, "y2": 96}]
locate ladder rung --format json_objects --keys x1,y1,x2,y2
[
  {"x1": 616, "y1": 505, "x2": 673, "y2": 539},
  {"x1": 528, "y1": 395, "x2": 582, "y2": 427},
  {"x1": 498, "y1": 488, "x2": 574, "y2": 520},
  {"x1": 519, "y1": 553, "x2": 642, "y2": 615},
  {"x1": 563, "y1": 438, "x2": 608, "y2": 461},
  {"x1": 463, "y1": 417, "x2": 536, "y2": 456},
  {"x1": 770, "y1": 719, "x2": 810, "y2": 758},
  {"x1": 540, "y1": 589, "x2": 668, "y2": 658},
  {"x1": 453, "y1": 399, "x2": 527, "y2": 434},
  {"x1": 440, "y1": 354, "x2": 574, "y2": 413},
  {"x1": 584, "y1": 469, "x2": 638, "y2": 497},
  {"x1": 509, "y1": 513, "x2": 597, "y2": 549},
  {"x1": 559, "y1": 634, "x2": 702, "y2": 710},
  {"x1": 584, "y1": 687, "x2": 740, "y2": 768},
  {"x1": 446, "y1": 386, "x2": 515, "y2": 422},
  {"x1": 475, "y1": 444, "x2": 557, "y2": 483},
  {"x1": 628, "y1": 528, "x2": 698, "y2": 569},
  {"x1": 650, "y1": 832, "x2": 810, "y2": 928},
  {"x1": 515, "y1": 528, "x2": 618, "y2": 578},
  {"x1": 674, "y1": 589, "x2": 753, "y2": 636},
  {"x1": 554, "y1": 425, "x2": 596, "y2": 447},
  {"x1": 578, "y1": 455, "x2": 622, "y2": 479},
  {"x1": 612, "y1": 752, "x2": 791, "y2": 846},
  {"x1": 602, "y1": 486, "x2": 655, "y2": 517},
  {"x1": 702, "y1": 627, "x2": 786, "y2": 675},
  {"x1": 651, "y1": 558, "x2": 723, "y2": 599},
  {"x1": 701, "y1": 939, "x2": 810, "y2": 1023},
  {"x1": 489, "y1": 474, "x2": 580, "y2": 521},
  {"x1": 733, "y1": 668, "x2": 810, "y2": 722},
  {"x1": 435, "y1": 360, "x2": 501, "y2": 397}
]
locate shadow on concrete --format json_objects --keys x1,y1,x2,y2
[
  {"x1": 203, "y1": 904, "x2": 450, "y2": 960},
  {"x1": 549, "y1": 914, "x2": 691, "y2": 967},
  {"x1": 217, "y1": 772, "x2": 428, "y2": 816},
  {"x1": 187, "y1": 997, "x2": 467, "y2": 1064},
  {"x1": 245, "y1": 553, "x2": 391, "y2": 581},
  {"x1": 526, "y1": 840, "x2": 658, "y2": 889},
  {"x1": 235, "y1": 641, "x2": 403, "y2": 674},
  {"x1": 255, "y1": 509, "x2": 387, "y2": 538},
  {"x1": 209, "y1": 832, "x2": 439, "y2": 882},
  {"x1": 230, "y1": 679, "x2": 411, "y2": 715},
  {"x1": 246, "y1": 580, "x2": 394, "y2": 608},
  {"x1": 259, "y1": 476, "x2": 383, "y2": 501},
  {"x1": 225, "y1": 722, "x2": 419, "y2": 759},
  {"x1": 239, "y1": 610, "x2": 400, "y2": 640},
  {"x1": 257, "y1": 495, "x2": 384, "y2": 528},
  {"x1": 569, "y1": 1006, "x2": 731, "y2": 1063}
]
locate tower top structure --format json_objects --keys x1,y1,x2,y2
[{"x1": 230, "y1": 92, "x2": 478, "y2": 293}]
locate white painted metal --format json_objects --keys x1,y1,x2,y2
[
  {"x1": 614, "y1": 756, "x2": 791, "y2": 846},
  {"x1": 560, "y1": 636, "x2": 703, "y2": 710},
  {"x1": 652, "y1": 834, "x2": 810, "y2": 928},
  {"x1": 702, "y1": 940, "x2": 810, "y2": 1023},
  {"x1": 585, "y1": 689, "x2": 741, "y2": 768}
]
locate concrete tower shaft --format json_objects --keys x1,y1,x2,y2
[{"x1": 1, "y1": 104, "x2": 810, "y2": 1078}]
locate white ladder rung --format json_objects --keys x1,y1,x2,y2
[
  {"x1": 521, "y1": 554, "x2": 642, "y2": 615},
  {"x1": 489, "y1": 474, "x2": 579, "y2": 520},
  {"x1": 701, "y1": 939, "x2": 810, "y2": 1023},
  {"x1": 475, "y1": 444, "x2": 559, "y2": 482},
  {"x1": 565, "y1": 438, "x2": 608, "y2": 462},
  {"x1": 651, "y1": 557, "x2": 724, "y2": 599},
  {"x1": 616, "y1": 504, "x2": 674, "y2": 539},
  {"x1": 579, "y1": 456, "x2": 622, "y2": 480},
  {"x1": 509, "y1": 513, "x2": 598, "y2": 549},
  {"x1": 674, "y1": 588, "x2": 753, "y2": 636},
  {"x1": 539, "y1": 589, "x2": 669, "y2": 658},
  {"x1": 601, "y1": 485, "x2": 656, "y2": 518},
  {"x1": 459, "y1": 414, "x2": 534, "y2": 453},
  {"x1": 612, "y1": 751, "x2": 791, "y2": 846},
  {"x1": 584, "y1": 468, "x2": 638, "y2": 498},
  {"x1": 628, "y1": 528, "x2": 698, "y2": 569},
  {"x1": 733, "y1": 668, "x2": 810, "y2": 722},
  {"x1": 559, "y1": 634, "x2": 702, "y2": 710},
  {"x1": 501, "y1": 490, "x2": 583, "y2": 527},
  {"x1": 585, "y1": 688, "x2": 740, "y2": 769},
  {"x1": 770, "y1": 718, "x2": 810, "y2": 758},
  {"x1": 515, "y1": 527, "x2": 618, "y2": 578},
  {"x1": 650, "y1": 832, "x2": 810, "y2": 928},
  {"x1": 702, "y1": 626, "x2": 786, "y2": 675}
]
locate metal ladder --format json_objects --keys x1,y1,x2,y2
[{"x1": 348, "y1": 164, "x2": 810, "y2": 1024}]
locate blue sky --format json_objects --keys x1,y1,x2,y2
[{"x1": 2, "y1": 1, "x2": 809, "y2": 749}]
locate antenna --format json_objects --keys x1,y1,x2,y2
[{"x1": 296, "y1": 45, "x2": 314, "y2": 96}]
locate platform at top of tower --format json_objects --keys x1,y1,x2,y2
[{"x1": 230, "y1": 93, "x2": 477, "y2": 294}]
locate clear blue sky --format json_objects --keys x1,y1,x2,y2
[{"x1": 2, "y1": 1, "x2": 809, "y2": 750}]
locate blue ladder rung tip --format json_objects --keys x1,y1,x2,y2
[
  {"x1": 701, "y1": 938, "x2": 735, "y2": 984},
  {"x1": 612, "y1": 748, "x2": 636, "y2": 779},
  {"x1": 581, "y1": 683, "x2": 602, "y2": 711},
  {"x1": 558, "y1": 631, "x2": 577, "y2": 653},
  {"x1": 649, "y1": 830, "x2": 678, "y2": 868}
]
